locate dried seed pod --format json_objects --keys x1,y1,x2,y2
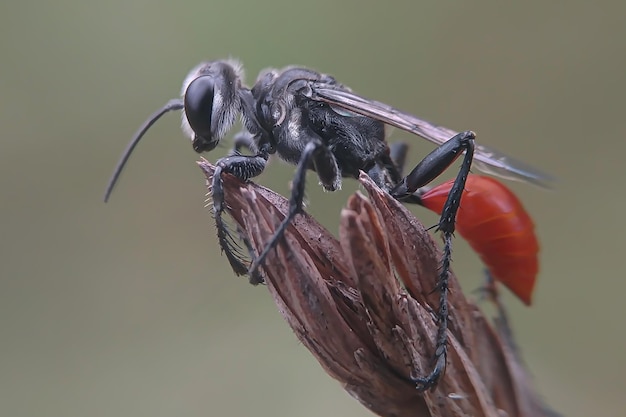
[{"x1": 198, "y1": 159, "x2": 559, "y2": 417}]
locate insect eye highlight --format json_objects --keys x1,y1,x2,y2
[{"x1": 184, "y1": 75, "x2": 215, "y2": 139}]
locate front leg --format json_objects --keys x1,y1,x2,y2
[
  {"x1": 390, "y1": 130, "x2": 475, "y2": 390},
  {"x1": 212, "y1": 145, "x2": 269, "y2": 284},
  {"x1": 247, "y1": 138, "x2": 340, "y2": 277},
  {"x1": 227, "y1": 130, "x2": 259, "y2": 156}
]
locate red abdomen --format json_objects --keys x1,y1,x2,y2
[{"x1": 419, "y1": 175, "x2": 539, "y2": 305}]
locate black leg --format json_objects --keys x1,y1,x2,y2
[
  {"x1": 389, "y1": 142, "x2": 409, "y2": 175},
  {"x1": 366, "y1": 144, "x2": 405, "y2": 190},
  {"x1": 247, "y1": 139, "x2": 340, "y2": 277},
  {"x1": 479, "y1": 270, "x2": 522, "y2": 357},
  {"x1": 390, "y1": 130, "x2": 475, "y2": 390},
  {"x1": 212, "y1": 147, "x2": 269, "y2": 284},
  {"x1": 385, "y1": 142, "x2": 427, "y2": 205},
  {"x1": 228, "y1": 130, "x2": 259, "y2": 156}
]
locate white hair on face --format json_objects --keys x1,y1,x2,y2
[
  {"x1": 179, "y1": 59, "x2": 245, "y2": 142},
  {"x1": 213, "y1": 91, "x2": 223, "y2": 119},
  {"x1": 211, "y1": 89, "x2": 233, "y2": 141}
]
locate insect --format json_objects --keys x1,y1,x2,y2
[
  {"x1": 416, "y1": 175, "x2": 539, "y2": 305},
  {"x1": 104, "y1": 59, "x2": 550, "y2": 390}
]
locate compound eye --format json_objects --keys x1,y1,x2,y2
[{"x1": 184, "y1": 76, "x2": 215, "y2": 139}]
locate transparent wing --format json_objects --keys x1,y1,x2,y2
[{"x1": 308, "y1": 85, "x2": 553, "y2": 188}]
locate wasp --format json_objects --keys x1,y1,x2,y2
[{"x1": 104, "y1": 59, "x2": 550, "y2": 389}]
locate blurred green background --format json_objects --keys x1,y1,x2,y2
[{"x1": 1, "y1": 1, "x2": 624, "y2": 416}]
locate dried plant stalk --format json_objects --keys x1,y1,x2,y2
[{"x1": 198, "y1": 159, "x2": 557, "y2": 417}]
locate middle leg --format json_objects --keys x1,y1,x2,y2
[{"x1": 247, "y1": 138, "x2": 340, "y2": 277}]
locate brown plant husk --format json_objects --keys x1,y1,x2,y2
[{"x1": 198, "y1": 159, "x2": 557, "y2": 417}]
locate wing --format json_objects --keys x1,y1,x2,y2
[{"x1": 308, "y1": 85, "x2": 553, "y2": 188}]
